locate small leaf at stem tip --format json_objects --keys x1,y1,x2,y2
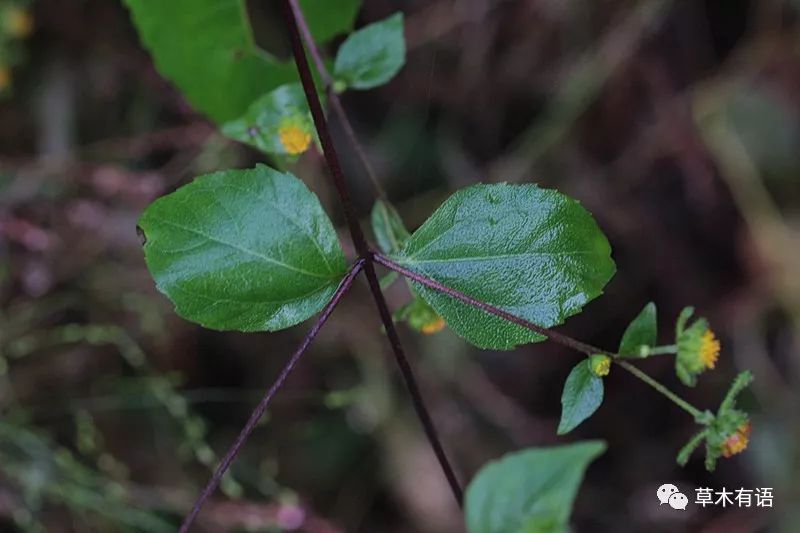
[
  {"x1": 333, "y1": 12, "x2": 406, "y2": 90},
  {"x1": 618, "y1": 302, "x2": 657, "y2": 358},
  {"x1": 394, "y1": 183, "x2": 616, "y2": 350},
  {"x1": 464, "y1": 441, "x2": 606, "y2": 533},
  {"x1": 558, "y1": 360, "x2": 604, "y2": 435},
  {"x1": 139, "y1": 164, "x2": 347, "y2": 332}
]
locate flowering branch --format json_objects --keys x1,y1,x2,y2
[{"x1": 372, "y1": 252, "x2": 710, "y2": 422}]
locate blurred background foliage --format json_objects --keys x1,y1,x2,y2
[{"x1": 1, "y1": 0, "x2": 799, "y2": 531}]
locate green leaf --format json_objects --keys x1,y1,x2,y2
[
  {"x1": 395, "y1": 183, "x2": 615, "y2": 350},
  {"x1": 333, "y1": 12, "x2": 406, "y2": 90},
  {"x1": 465, "y1": 441, "x2": 606, "y2": 533},
  {"x1": 123, "y1": 0, "x2": 295, "y2": 123},
  {"x1": 299, "y1": 0, "x2": 362, "y2": 43},
  {"x1": 138, "y1": 164, "x2": 347, "y2": 332},
  {"x1": 558, "y1": 361, "x2": 604, "y2": 435},
  {"x1": 371, "y1": 200, "x2": 411, "y2": 254},
  {"x1": 618, "y1": 302, "x2": 657, "y2": 358},
  {"x1": 222, "y1": 83, "x2": 316, "y2": 156}
]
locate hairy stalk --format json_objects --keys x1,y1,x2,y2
[
  {"x1": 373, "y1": 253, "x2": 603, "y2": 356},
  {"x1": 179, "y1": 260, "x2": 365, "y2": 533},
  {"x1": 282, "y1": 1, "x2": 464, "y2": 507},
  {"x1": 640, "y1": 344, "x2": 678, "y2": 356},
  {"x1": 286, "y1": 0, "x2": 387, "y2": 200},
  {"x1": 373, "y1": 253, "x2": 708, "y2": 421}
]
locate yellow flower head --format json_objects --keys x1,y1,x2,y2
[
  {"x1": 699, "y1": 329, "x2": 720, "y2": 369},
  {"x1": 676, "y1": 308, "x2": 720, "y2": 386},
  {"x1": 589, "y1": 354, "x2": 611, "y2": 377},
  {"x1": 4, "y1": 7, "x2": 33, "y2": 38},
  {"x1": 278, "y1": 122, "x2": 312, "y2": 155},
  {"x1": 721, "y1": 421, "x2": 751, "y2": 458}
]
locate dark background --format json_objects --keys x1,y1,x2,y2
[{"x1": 1, "y1": 0, "x2": 799, "y2": 531}]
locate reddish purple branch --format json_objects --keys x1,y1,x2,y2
[
  {"x1": 373, "y1": 253, "x2": 605, "y2": 356},
  {"x1": 179, "y1": 259, "x2": 365, "y2": 533},
  {"x1": 286, "y1": 0, "x2": 386, "y2": 199},
  {"x1": 282, "y1": 0, "x2": 464, "y2": 507}
]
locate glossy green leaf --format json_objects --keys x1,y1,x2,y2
[
  {"x1": 465, "y1": 441, "x2": 606, "y2": 533},
  {"x1": 222, "y1": 83, "x2": 316, "y2": 156},
  {"x1": 395, "y1": 183, "x2": 615, "y2": 350},
  {"x1": 618, "y1": 302, "x2": 657, "y2": 358},
  {"x1": 138, "y1": 164, "x2": 347, "y2": 332},
  {"x1": 123, "y1": 0, "x2": 295, "y2": 123},
  {"x1": 299, "y1": 0, "x2": 362, "y2": 43},
  {"x1": 123, "y1": 0, "x2": 360, "y2": 123},
  {"x1": 371, "y1": 200, "x2": 411, "y2": 254},
  {"x1": 558, "y1": 360, "x2": 604, "y2": 435},
  {"x1": 333, "y1": 13, "x2": 405, "y2": 90}
]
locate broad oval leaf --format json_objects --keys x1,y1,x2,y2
[
  {"x1": 123, "y1": 0, "x2": 294, "y2": 123},
  {"x1": 333, "y1": 12, "x2": 405, "y2": 90},
  {"x1": 558, "y1": 360, "x2": 604, "y2": 435},
  {"x1": 222, "y1": 83, "x2": 316, "y2": 156},
  {"x1": 124, "y1": 0, "x2": 361, "y2": 123},
  {"x1": 371, "y1": 200, "x2": 411, "y2": 254},
  {"x1": 465, "y1": 441, "x2": 606, "y2": 533},
  {"x1": 139, "y1": 164, "x2": 347, "y2": 332},
  {"x1": 395, "y1": 183, "x2": 615, "y2": 350},
  {"x1": 618, "y1": 302, "x2": 657, "y2": 358}
]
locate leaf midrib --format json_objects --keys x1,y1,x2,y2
[{"x1": 147, "y1": 215, "x2": 335, "y2": 280}]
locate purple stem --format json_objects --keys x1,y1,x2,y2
[
  {"x1": 286, "y1": 0, "x2": 386, "y2": 199},
  {"x1": 373, "y1": 253, "x2": 605, "y2": 356},
  {"x1": 282, "y1": 0, "x2": 464, "y2": 507},
  {"x1": 179, "y1": 260, "x2": 365, "y2": 533}
]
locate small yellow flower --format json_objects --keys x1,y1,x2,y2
[
  {"x1": 420, "y1": 316, "x2": 446, "y2": 334},
  {"x1": 278, "y1": 123, "x2": 311, "y2": 155},
  {"x1": 4, "y1": 7, "x2": 33, "y2": 38},
  {"x1": 721, "y1": 421, "x2": 751, "y2": 458},
  {"x1": 699, "y1": 329, "x2": 720, "y2": 369},
  {"x1": 676, "y1": 309, "x2": 720, "y2": 386},
  {"x1": 589, "y1": 354, "x2": 611, "y2": 377}
]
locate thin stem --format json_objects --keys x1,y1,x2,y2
[
  {"x1": 373, "y1": 253, "x2": 711, "y2": 424},
  {"x1": 179, "y1": 260, "x2": 365, "y2": 533},
  {"x1": 286, "y1": 0, "x2": 387, "y2": 199},
  {"x1": 283, "y1": 1, "x2": 464, "y2": 507},
  {"x1": 616, "y1": 360, "x2": 705, "y2": 420},
  {"x1": 373, "y1": 253, "x2": 603, "y2": 356},
  {"x1": 282, "y1": 0, "x2": 370, "y2": 256}
]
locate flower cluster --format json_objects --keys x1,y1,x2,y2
[{"x1": 677, "y1": 371, "x2": 753, "y2": 471}]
